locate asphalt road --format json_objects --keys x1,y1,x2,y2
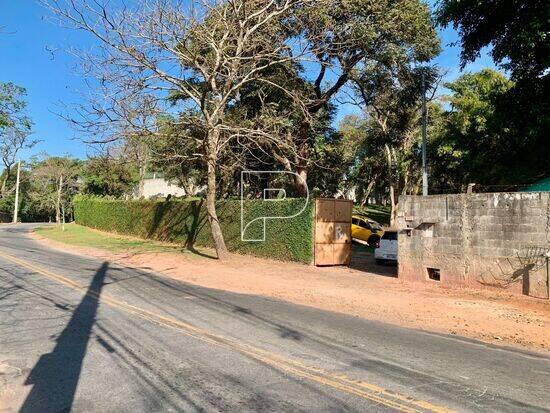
[{"x1": 1, "y1": 224, "x2": 549, "y2": 413}]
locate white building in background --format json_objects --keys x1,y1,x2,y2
[{"x1": 135, "y1": 172, "x2": 188, "y2": 199}]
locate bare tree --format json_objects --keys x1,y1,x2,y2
[
  {"x1": 32, "y1": 155, "x2": 80, "y2": 225},
  {"x1": 44, "y1": 0, "x2": 313, "y2": 258},
  {"x1": 121, "y1": 132, "x2": 152, "y2": 198}
]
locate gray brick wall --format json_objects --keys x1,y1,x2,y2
[{"x1": 397, "y1": 192, "x2": 550, "y2": 298}]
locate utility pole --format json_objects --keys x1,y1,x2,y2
[
  {"x1": 12, "y1": 160, "x2": 21, "y2": 223},
  {"x1": 421, "y1": 70, "x2": 428, "y2": 196},
  {"x1": 56, "y1": 174, "x2": 63, "y2": 225}
]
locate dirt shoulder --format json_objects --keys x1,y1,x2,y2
[{"x1": 30, "y1": 228, "x2": 550, "y2": 354}]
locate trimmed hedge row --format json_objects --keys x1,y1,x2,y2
[{"x1": 73, "y1": 195, "x2": 314, "y2": 263}]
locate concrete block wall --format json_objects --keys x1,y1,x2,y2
[{"x1": 397, "y1": 192, "x2": 550, "y2": 298}]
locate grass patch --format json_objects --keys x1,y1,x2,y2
[
  {"x1": 35, "y1": 223, "x2": 210, "y2": 256},
  {"x1": 353, "y1": 204, "x2": 391, "y2": 226}
]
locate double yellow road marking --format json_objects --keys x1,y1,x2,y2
[{"x1": 0, "y1": 251, "x2": 453, "y2": 413}]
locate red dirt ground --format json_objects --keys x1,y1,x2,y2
[{"x1": 31, "y1": 232, "x2": 550, "y2": 354}]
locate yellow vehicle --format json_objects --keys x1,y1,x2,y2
[{"x1": 351, "y1": 215, "x2": 384, "y2": 246}]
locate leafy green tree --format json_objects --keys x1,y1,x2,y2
[
  {"x1": 147, "y1": 115, "x2": 206, "y2": 198},
  {"x1": 306, "y1": 124, "x2": 350, "y2": 198},
  {"x1": 0, "y1": 169, "x2": 16, "y2": 220},
  {"x1": 345, "y1": 64, "x2": 441, "y2": 223},
  {"x1": 339, "y1": 115, "x2": 386, "y2": 204},
  {"x1": 437, "y1": 0, "x2": 549, "y2": 183},
  {"x1": 430, "y1": 69, "x2": 526, "y2": 187},
  {"x1": 0, "y1": 162, "x2": 69, "y2": 223},
  {"x1": 437, "y1": 0, "x2": 548, "y2": 81},
  {"x1": 277, "y1": 0, "x2": 441, "y2": 195},
  {"x1": 82, "y1": 156, "x2": 138, "y2": 197},
  {"x1": 0, "y1": 82, "x2": 37, "y2": 196}
]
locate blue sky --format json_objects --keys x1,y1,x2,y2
[
  {"x1": 1, "y1": 1, "x2": 497, "y2": 162},
  {"x1": 0, "y1": 1, "x2": 94, "y2": 160}
]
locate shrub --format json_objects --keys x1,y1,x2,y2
[
  {"x1": 0, "y1": 211, "x2": 11, "y2": 223},
  {"x1": 73, "y1": 195, "x2": 314, "y2": 263}
]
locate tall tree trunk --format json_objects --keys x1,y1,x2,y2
[
  {"x1": 412, "y1": 175, "x2": 423, "y2": 195},
  {"x1": 360, "y1": 179, "x2": 376, "y2": 207},
  {"x1": 295, "y1": 164, "x2": 308, "y2": 198},
  {"x1": 181, "y1": 179, "x2": 196, "y2": 197},
  {"x1": 273, "y1": 149, "x2": 308, "y2": 197},
  {"x1": 137, "y1": 163, "x2": 146, "y2": 198},
  {"x1": 56, "y1": 174, "x2": 63, "y2": 224},
  {"x1": 133, "y1": 139, "x2": 149, "y2": 198},
  {"x1": 402, "y1": 171, "x2": 409, "y2": 196},
  {"x1": 61, "y1": 203, "x2": 66, "y2": 232},
  {"x1": 206, "y1": 132, "x2": 228, "y2": 259},
  {"x1": 292, "y1": 123, "x2": 310, "y2": 197},
  {"x1": 389, "y1": 183, "x2": 398, "y2": 227},
  {"x1": 385, "y1": 145, "x2": 398, "y2": 227},
  {"x1": 0, "y1": 166, "x2": 11, "y2": 197}
]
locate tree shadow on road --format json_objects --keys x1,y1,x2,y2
[{"x1": 19, "y1": 262, "x2": 109, "y2": 413}]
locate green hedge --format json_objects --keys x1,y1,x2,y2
[
  {"x1": 73, "y1": 195, "x2": 314, "y2": 263},
  {"x1": 0, "y1": 212, "x2": 10, "y2": 223}
]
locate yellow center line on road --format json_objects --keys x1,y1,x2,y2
[{"x1": 0, "y1": 251, "x2": 454, "y2": 413}]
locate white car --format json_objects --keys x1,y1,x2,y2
[{"x1": 375, "y1": 230, "x2": 398, "y2": 264}]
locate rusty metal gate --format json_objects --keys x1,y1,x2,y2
[{"x1": 314, "y1": 198, "x2": 352, "y2": 266}]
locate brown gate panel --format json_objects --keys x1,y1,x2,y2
[
  {"x1": 314, "y1": 199, "x2": 352, "y2": 266},
  {"x1": 333, "y1": 222, "x2": 351, "y2": 244},
  {"x1": 315, "y1": 244, "x2": 334, "y2": 266},
  {"x1": 315, "y1": 222, "x2": 334, "y2": 244},
  {"x1": 316, "y1": 200, "x2": 335, "y2": 222},
  {"x1": 333, "y1": 244, "x2": 352, "y2": 265},
  {"x1": 335, "y1": 200, "x2": 352, "y2": 222}
]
